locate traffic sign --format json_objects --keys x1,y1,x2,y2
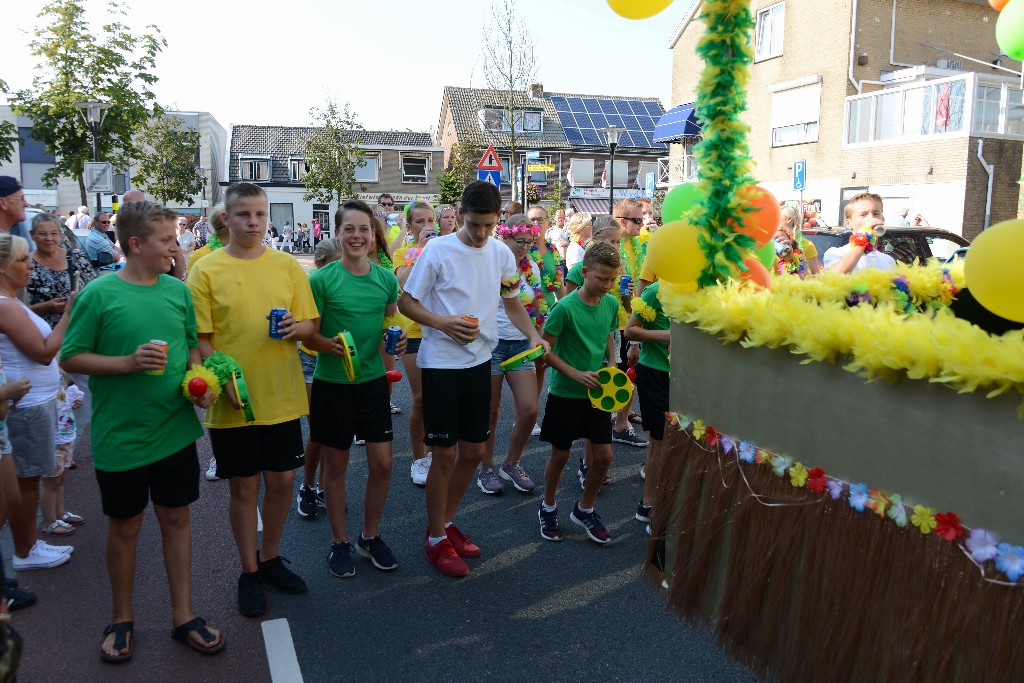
[
  {"x1": 525, "y1": 151, "x2": 540, "y2": 160},
  {"x1": 527, "y1": 164, "x2": 554, "y2": 172},
  {"x1": 793, "y1": 159, "x2": 806, "y2": 191},
  {"x1": 85, "y1": 162, "x2": 114, "y2": 193},
  {"x1": 477, "y1": 169, "x2": 501, "y2": 187},
  {"x1": 477, "y1": 145, "x2": 503, "y2": 171},
  {"x1": 645, "y1": 172, "x2": 656, "y2": 199}
]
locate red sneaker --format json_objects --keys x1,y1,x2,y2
[
  {"x1": 446, "y1": 524, "x2": 481, "y2": 558},
  {"x1": 425, "y1": 538, "x2": 469, "y2": 577}
]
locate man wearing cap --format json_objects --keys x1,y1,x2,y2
[{"x1": 0, "y1": 176, "x2": 29, "y2": 234}]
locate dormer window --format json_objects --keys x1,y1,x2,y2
[{"x1": 478, "y1": 107, "x2": 544, "y2": 134}]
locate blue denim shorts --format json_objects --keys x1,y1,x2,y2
[
  {"x1": 299, "y1": 348, "x2": 316, "y2": 384},
  {"x1": 490, "y1": 338, "x2": 534, "y2": 376}
]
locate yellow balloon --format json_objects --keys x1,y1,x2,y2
[
  {"x1": 645, "y1": 219, "x2": 705, "y2": 284},
  {"x1": 964, "y1": 219, "x2": 1024, "y2": 322},
  {"x1": 607, "y1": 0, "x2": 673, "y2": 20}
]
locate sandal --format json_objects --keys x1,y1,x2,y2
[
  {"x1": 171, "y1": 616, "x2": 224, "y2": 655},
  {"x1": 61, "y1": 511, "x2": 86, "y2": 526},
  {"x1": 100, "y1": 621, "x2": 133, "y2": 663},
  {"x1": 628, "y1": 412, "x2": 644, "y2": 426},
  {"x1": 42, "y1": 519, "x2": 76, "y2": 536}
]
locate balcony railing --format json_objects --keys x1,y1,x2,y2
[
  {"x1": 658, "y1": 154, "x2": 700, "y2": 187},
  {"x1": 844, "y1": 72, "x2": 1024, "y2": 147}
]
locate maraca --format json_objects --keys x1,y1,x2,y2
[
  {"x1": 385, "y1": 370, "x2": 403, "y2": 383},
  {"x1": 625, "y1": 361, "x2": 637, "y2": 383},
  {"x1": 187, "y1": 377, "x2": 209, "y2": 398}
]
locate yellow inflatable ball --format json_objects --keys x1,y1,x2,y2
[
  {"x1": 964, "y1": 219, "x2": 1024, "y2": 322},
  {"x1": 645, "y1": 219, "x2": 705, "y2": 285},
  {"x1": 607, "y1": 0, "x2": 673, "y2": 20}
]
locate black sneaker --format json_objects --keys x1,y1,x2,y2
[
  {"x1": 2, "y1": 585, "x2": 36, "y2": 611},
  {"x1": 258, "y1": 554, "x2": 307, "y2": 594},
  {"x1": 612, "y1": 427, "x2": 648, "y2": 447},
  {"x1": 538, "y1": 504, "x2": 562, "y2": 542},
  {"x1": 237, "y1": 571, "x2": 266, "y2": 617},
  {"x1": 570, "y1": 502, "x2": 611, "y2": 544},
  {"x1": 355, "y1": 535, "x2": 398, "y2": 571},
  {"x1": 296, "y1": 484, "x2": 317, "y2": 519},
  {"x1": 315, "y1": 487, "x2": 326, "y2": 508},
  {"x1": 578, "y1": 462, "x2": 610, "y2": 489},
  {"x1": 328, "y1": 541, "x2": 355, "y2": 578},
  {"x1": 636, "y1": 502, "x2": 653, "y2": 523}
]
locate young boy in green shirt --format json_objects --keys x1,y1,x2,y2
[
  {"x1": 62, "y1": 201, "x2": 223, "y2": 662},
  {"x1": 538, "y1": 241, "x2": 622, "y2": 544}
]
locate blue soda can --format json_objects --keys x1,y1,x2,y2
[
  {"x1": 620, "y1": 275, "x2": 632, "y2": 296},
  {"x1": 269, "y1": 308, "x2": 287, "y2": 339},
  {"x1": 384, "y1": 325, "x2": 402, "y2": 355}
]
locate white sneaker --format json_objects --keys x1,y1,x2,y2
[
  {"x1": 37, "y1": 539, "x2": 73, "y2": 555},
  {"x1": 531, "y1": 423, "x2": 542, "y2": 437},
  {"x1": 13, "y1": 542, "x2": 71, "y2": 570},
  {"x1": 410, "y1": 453, "x2": 432, "y2": 486},
  {"x1": 205, "y1": 458, "x2": 219, "y2": 481}
]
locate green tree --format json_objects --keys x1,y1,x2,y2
[
  {"x1": 437, "y1": 142, "x2": 480, "y2": 204},
  {"x1": 4, "y1": 0, "x2": 164, "y2": 205},
  {"x1": 132, "y1": 112, "x2": 203, "y2": 206},
  {"x1": 0, "y1": 80, "x2": 19, "y2": 165},
  {"x1": 482, "y1": 0, "x2": 538, "y2": 203},
  {"x1": 300, "y1": 100, "x2": 366, "y2": 206},
  {"x1": 544, "y1": 179, "x2": 567, "y2": 210}
]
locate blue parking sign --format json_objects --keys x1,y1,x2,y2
[
  {"x1": 477, "y1": 169, "x2": 501, "y2": 188},
  {"x1": 793, "y1": 160, "x2": 806, "y2": 191}
]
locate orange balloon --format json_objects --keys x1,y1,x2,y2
[
  {"x1": 732, "y1": 186, "x2": 782, "y2": 248},
  {"x1": 740, "y1": 257, "x2": 771, "y2": 289},
  {"x1": 990, "y1": 0, "x2": 1010, "y2": 11}
]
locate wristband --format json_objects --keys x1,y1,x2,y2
[{"x1": 849, "y1": 232, "x2": 876, "y2": 253}]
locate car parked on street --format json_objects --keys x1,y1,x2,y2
[{"x1": 802, "y1": 227, "x2": 970, "y2": 266}]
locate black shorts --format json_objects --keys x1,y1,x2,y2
[
  {"x1": 95, "y1": 443, "x2": 200, "y2": 519},
  {"x1": 540, "y1": 394, "x2": 613, "y2": 451},
  {"x1": 421, "y1": 361, "x2": 490, "y2": 447},
  {"x1": 636, "y1": 363, "x2": 670, "y2": 441},
  {"x1": 404, "y1": 337, "x2": 422, "y2": 355},
  {"x1": 209, "y1": 419, "x2": 304, "y2": 478},
  {"x1": 310, "y1": 377, "x2": 393, "y2": 450}
]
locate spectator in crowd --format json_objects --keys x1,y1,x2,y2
[
  {"x1": 564, "y1": 212, "x2": 593, "y2": 271},
  {"x1": 778, "y1": 205, "x2": 820, "y2": 275},
  {"x1": 825, "y1": 192, "x2": 896, "y2": 273},
  {"x1": 83, "y1": 213, "x2": 121, "y2": 267},
  {"x1": 39, "y1": 374, "x2": 84, "y2": 538},
  {"x1": 282, "y1": 220, "x2": 294, "y2": 253},
  {"x1": 912, "y1": 213, "x2": 931, "y2": 227},
  {"x1": 267, "y1": 222, "x2": 280, "y2": 250},
  {"x1": 893, "y1": 207, "x2": 912, "y2": 227},
  {"x1": 503, "y1": 201, "x2": 523, "y2": 220},
  {"x1": 611, "y1": 199, "x2": 649, "y2": 449},
  {"x1": 1, "y1": 178, "x2": 28, "y2": 235},
  {"x1": 74, "y1": 206, "x2": 92, "y2": 232},
  {"x1": 194, "y1": 214, "x2": 211, "y2": 246},
  {"x1": 26, "y1": 213, "x2": 99, "y2": 327},
  {"x1": 546, "y1": 208, "x2": 569, "y2": 259},
  {"x1": 177, "y1": 216, "x2": 197, "y2": 262}
]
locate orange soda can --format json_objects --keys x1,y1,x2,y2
[
  {"x1": 146, "y1": 339, "x2": 168, "y2": 376},
  {"x1": 462, "y1": 314, "x2": 479, "y2": 344}
]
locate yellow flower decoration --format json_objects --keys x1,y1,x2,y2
[
  {"x1": 691, "y1": 419, "x2": 706, "y2": 440},
  {"x1": 911, "y1": 505, "x2": 937, "y2": 534},
  {"x1": 180, "y1": 365, "x2": 222, "y2": 402},
  {"x1": 789, "y1": 462, "x2": 808, "y2": 487},
  {"x1": 631, "y1": 297, "x2": 657, "y2": 323}
]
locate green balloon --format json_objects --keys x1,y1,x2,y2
[
  {"x1": 754, "y1": 241, "x2": 776, "y2": 269},
  {"x1": 661, "y1": 183, "x2": 702, "y2": 222},
  {"x1": 997, "y1": 0, "x2": 1024, "y2": 61}
]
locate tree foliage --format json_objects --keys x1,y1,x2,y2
[
  {"x1": 437, "y1": 142, "x2": 481, "y2": 204},
  {"x1": 3, "y1": 0, "x2": 165, "y2": 204},
  {"x1": 482, "y1": 0, "x2": 538, "y2": 203},
  {"x1": 544, "y1": 179, "x2": 567, "y2": 210},
  {"x1": 300, "y1": 100, "x2": 366, "y2": 206},
  {"x1": 132, "y1": 112, "x2": 203, "y2": 206},
  {"x1": 0, "y1": 80, "x2": 19, "y2": 165}
]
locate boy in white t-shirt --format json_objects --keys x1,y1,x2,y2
[
  {"x1": 824, "y1": 192, "x2": 896, "y2": 273},
  {"x1": 399, "y1": 181, "x2": 547, "y2": 578}
]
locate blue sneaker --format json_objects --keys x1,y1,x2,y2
[
  {"x1": 570, "y1": 502, "x2": 610, "y2": 544},
  {"x1": 355, "y1": 534, "x2": 398, "y2": 571},
  {"x1": 328, "y1": 541, "x2": 355, "y2": 578},
  {"x1": 538, "y1": 504, "x2": 562, "y2": 542}
]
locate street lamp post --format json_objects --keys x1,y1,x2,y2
[
  {"x1": 600, "y1": 126, "x2": 626, "y2": 215},
  {"x1": 75, "y1": 100, "x2": 111, "y2": 216}
]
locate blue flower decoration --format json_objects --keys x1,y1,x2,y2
[
  {"x1": 967, "y1": 528, "x2": 999, "y2": 563},
  {"x1": 826, "y1": 480, "x2": 844, "y2": 501},
  {"x1": 738, "y1": 441, "x2": 756, "y2": 464},
  {"x1": 995, "y1": 543, "x2": 1024, "y2": 582},
  {"x1": 848, "y1": 483, "x2": 870, "y2": 512},
  {"x1": 772, "y1": 455, "x2": 792, "y2": 478}
]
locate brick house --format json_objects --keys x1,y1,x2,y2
[
  {"x1": 226, "y1": 124, "x2": 443, "y2": 233},
  {"x1": 436, "y1": 84, "x2": 667, "y2": 214},
  {"x1": 669, "y1": 0, "x2": 1024, "y2": 239}
]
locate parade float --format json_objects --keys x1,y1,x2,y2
[{"x1": 608, "y1": 0, "x2": 1024, "y2": 680}]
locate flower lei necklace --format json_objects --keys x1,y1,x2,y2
[
  {"x1": 529, "y1": 241, "x2": 564, "y2": 293},
  {"x1": 376, "y1": 247, "x2": 392, "y2": 271},
  {"x1": 518, "y1": 257, "x2": 548, "y2": 326},
  {"x1": 207, "y1": 234, "x2": 223, "y2": 251},
  {"x1": 620, "y1": 236, "x2": 645, "y2": 278}
]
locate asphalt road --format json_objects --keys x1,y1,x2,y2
[{"x1": 10, "y1": 355, "x2": 757, "y2": 683}]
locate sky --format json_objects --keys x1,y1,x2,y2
[{"x1": 2, "y1": 0, "x2": 695, "y2": 134}]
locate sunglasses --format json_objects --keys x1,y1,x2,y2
[
  {"x1": 616, "y1": 216, "x2": 644, "y2": 226},
  {"x1": 97, "y1": 220, "x2": 111, "y2": 225},
  {"x1": 380, "y1": 202, "x2": 394, "y2": 207}
]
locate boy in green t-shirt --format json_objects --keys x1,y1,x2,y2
[
  {"x1": 538, "y1": 241, "x2": 621, "y2": 545},
  {"x1": 624, "y1": 280, "x2": 671, "y2": 528},
  {"x1": 305, "y1": 200, "x2": 406, "y2": 579},
  {"x1": 62, "y1": 201, "x2": 223, "y2": 662}
]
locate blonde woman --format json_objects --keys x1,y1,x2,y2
[
  {"x1": 779, "y1": 205, "x2": 821, "y2": 275},
  {"x1": 564, "y1": 212, "x2": 593, "y2": 270}
]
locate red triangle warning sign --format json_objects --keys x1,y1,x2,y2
[{"x1": 476, "y1": 144, "x2": 504, "y2": 171}]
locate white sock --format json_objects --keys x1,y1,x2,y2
[
  {"x1": 578, "y1": 504, "x2": 594, "y2": 514},
  {"x1": 428, "y1": 535, "x2": 446, "y2": 546},
  {"x1": 541, "y1": 502, "x2": 557, "y2": 513},
  {"x1": 444, "y1": 521, "x2": 452, "y2": 529}
]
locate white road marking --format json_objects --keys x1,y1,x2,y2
[{"x1": 262, "y1": 618, "x2": 303, "y2": 683}]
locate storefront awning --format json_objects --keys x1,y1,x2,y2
[{"x1": 653, "y1": 104, "x2": 702, "y2": 142}]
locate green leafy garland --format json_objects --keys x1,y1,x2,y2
[{"x1": 692, "y1": 0, "x2": 757, "y2": 287}]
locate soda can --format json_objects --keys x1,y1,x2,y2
[
  {"x1": 145, "y1": 339, "x2": 168, "y2": 376},
  {"x1": 384, "y1": 325, "x2": 403, "y2": 355},
  {"x1": 461, "y1": 314, "x2": 479, "y2": 344},
  {"x1": 269, "y1": 308, "x2": 287, "y2": 339},
  {"x1": 620, "y1": 275, "x2": 632, "y2": 297}
]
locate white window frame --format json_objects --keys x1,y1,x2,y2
[
  {"x1": 479, "y1": 108, "x2": 510, "y2": 133},
  {"x1": 354, "y1": 153, "x2": 381, "y2": 183},
  {"x1": 521, "y1": 110, "x2": 543, "y2": 134},
  {"x1": 770, "y1": 77, "x2": 821, "y2": 147},
  {"x1": 400, "y1": 154, "x2": 429, "y2": 184},
  {"x1": 239, "y1": 156, "x2": 270, "y2": 181},
  {"x1": 754, "y1": 2, "x2": 785, "y2": 63},
  {"x1": 288, "y1": 157, "x2": 308, "y2": 182},
  {"x1": 500, "y1": 155, "x2": 514, "y2": 185}
]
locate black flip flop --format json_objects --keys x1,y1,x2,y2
[
  {"x1": 628, "y1": 412, "x2": 644, "y2": 426},
  {"x1": 100, "y1": 621, "x2": 133, "y2": 664},
  {"x1": 171, "y1": 616, "x2": 225, "y2": 655}
]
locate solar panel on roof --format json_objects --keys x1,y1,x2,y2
[
  {"x1": 581, "y1": 129, "x2": 602, "y2": 146},
  {"x1": 564, "y1": 128, "x2": 585, "y2": 145},
  {"x1": 604, "y1": 114, "x2": 623, "y2": 128},
  {"x1": 583, "y1": 99, "x2": 602, "y2": 113},
  {"x1": 614, "y1": 101, "x2": 632, "y2": 115},
  {"x1": 644, "y1": 101, "x2": 664, "y2": 116},
  {"x1": 552, "y1": 95, "x2": 665, "y2": 148},
  {"x1": 574, "y1": 112, "x2": 594, "y2": 129},
  {"x1": 590, "y1": 113, "x2": 607, "y2": 129},
  {"x1": 599, "y1": 100, "x2": 618, "y2": 115},
  {"x1": 550, "y1": 96, "x2": 568, "y2": 110},
  {"x1": 568, "y1": 98, "x2": 585, "y2": 112}
]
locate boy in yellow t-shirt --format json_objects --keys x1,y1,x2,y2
[{"x1": 187, "y1": 183, "x2": 318, "y2": 618}]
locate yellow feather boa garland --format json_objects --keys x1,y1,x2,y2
[{"x1": 658, "y1": 262, "x2": 1024, "y2": 415}]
